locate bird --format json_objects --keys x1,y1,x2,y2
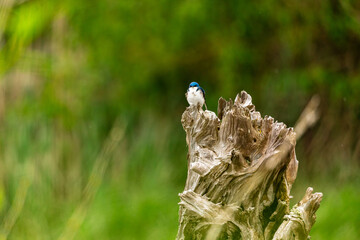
[{"x1": 185, "y1": 82, "x2": 207, "y2": 110}]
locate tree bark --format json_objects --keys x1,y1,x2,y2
[{"x1": 177, "y1": 91, "x2": 322, "y2": 240}]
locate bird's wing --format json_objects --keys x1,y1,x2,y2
[{"x1": 198, "y1": 87, "x2": 206, "y2": 100}]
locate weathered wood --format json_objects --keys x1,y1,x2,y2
[{"x1": 177, "y1": 91, "x2": 322, "y2": 240}]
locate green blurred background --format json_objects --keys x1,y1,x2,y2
[{"x1": 0, "y1": 0, "x2": 359, "y2": 239}]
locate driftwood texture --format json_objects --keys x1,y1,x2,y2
[{"x1": 177, "y1": 91, "x2": 322, "y2": 240}]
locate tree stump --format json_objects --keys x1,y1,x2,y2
[{"x1": 177, "y1": 91, "x2": 322, "y2": 240}]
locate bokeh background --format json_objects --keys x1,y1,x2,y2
[{"x1": 0, "y1": 0, "x2": 360, "y2": 239}]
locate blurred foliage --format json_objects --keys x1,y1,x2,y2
[{"x1": 0, "y1": 0, "x2": 359, "y2": 239}]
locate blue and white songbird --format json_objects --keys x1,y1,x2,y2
[{"x1": 186, "y1": 82, "x2": 207, "y2": 110}]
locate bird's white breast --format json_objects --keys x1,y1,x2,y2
[{"x1": 186, "y1": 87, "x2": 204, "y2": 106}]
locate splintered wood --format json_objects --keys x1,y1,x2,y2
[{"x1": 177, "y1": 91, "x2": 322, "y2": 240}]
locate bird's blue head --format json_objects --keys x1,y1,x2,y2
[{"x1": 189, "y1": 82, "x2": 200, "y2": 88}]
